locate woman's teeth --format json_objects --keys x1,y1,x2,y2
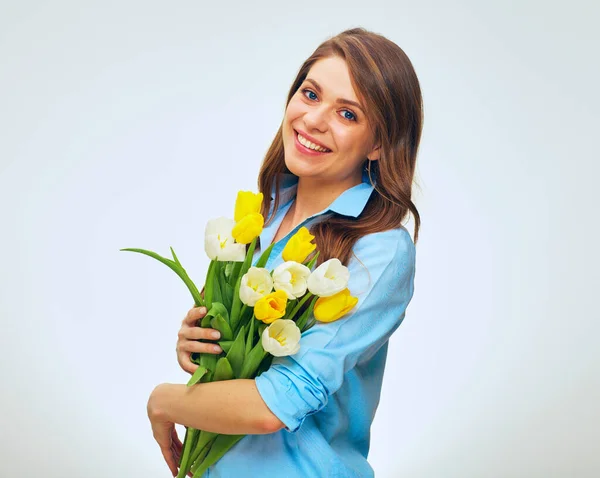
[{"x1": 297, "y1": 132, "x2": 331, "y2": 152}]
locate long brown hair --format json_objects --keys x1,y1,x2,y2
[{"x1": 257, "y1": 27, "x2": 423, "y2": 267}]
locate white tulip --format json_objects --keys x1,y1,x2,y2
[
  {"x1": 261, "y1": 319, "x2": 301, "y2": 357},
  {"x1": 204, "y1": 217, "x2": 246, "y2": 262},
  {"x1": 307, "y1": 258, "x2": 350, "y2": 297},
  {"x1": 272, "y1": 261, "x2": 312, "y2": 300},
  {"x1": 239, "y1": 267, "x2": 273, "y2": 306}
]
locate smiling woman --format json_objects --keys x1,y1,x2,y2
[
  {"x1": 152, "y1": 26, "x2": 424, "y2": 478},
  {"x1": 282, "y1": 56, "x2": 380, "y2": 190}
]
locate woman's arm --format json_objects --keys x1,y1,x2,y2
[{"x1": 147, "y1": 378, "x2": 286, "y2": 435}]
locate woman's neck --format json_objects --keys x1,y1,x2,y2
[{"x1": 288, "y1": 173, "x2": 362, "y2": 225}]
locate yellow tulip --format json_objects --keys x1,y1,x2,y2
[
  {"x1": 232, "y1": 212, "x2": 264, "y2": 244},
  {"x1": 313, "y1": 288, "x2": 358, "y2": 323},
  {"x1": 234, "y1": 191, "x2": 264, "y2": 222},
  {"x1": 282, "y1": 226, "x2": 317, "y2": 263},
  {"x1": 254, "y1": 289, "x2": 288, "y2": 324}
]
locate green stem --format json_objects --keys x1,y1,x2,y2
[
  {"x1": 188, "y1": 431, "x2": 218, "y2": 470},
  {"x1": 288, "y1": 292, "x2": 314, "y2": 320},
  {"x1": 177, "y1": 427, "x2": 199, "y2": 478},
  {"x1": 191, "y1": 434, "x2": 245, "y2": 477},
  {"x1": 204, "y1": 260, "x2": 216, "y2": 310}
]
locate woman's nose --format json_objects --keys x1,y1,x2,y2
[{"x1": 302, "y1": 105, "x2": 329, "y2": 132}]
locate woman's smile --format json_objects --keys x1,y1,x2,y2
[{"x1": 293, "y1": 129, "x2": 333, "y2": 157}]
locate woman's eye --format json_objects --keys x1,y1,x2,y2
[
  {"x1": 302, "y1": 88, "x2": 318, "y2": 101},
  {"x1": 300, "y1": 88, "x2": 357, "y2": 122},
  {"x1": 341, "y1": 110, "x2": 357, "y2": 122}
]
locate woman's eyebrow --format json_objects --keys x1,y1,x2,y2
[{"x1": 304, "y1": 78, "x2": 364, "y2": 113}]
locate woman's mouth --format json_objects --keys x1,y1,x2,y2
[{"x1": 293, "y1": 130, "x2": 332, "y2": 157}]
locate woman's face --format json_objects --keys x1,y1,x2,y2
[{"x1": 282, "y1": 56, "x2": 379, "y2": 185}]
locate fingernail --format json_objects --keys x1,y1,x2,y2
[
  {"x1": 213, "y1": 345, "x2": 222, "y2": 353},
  {"x1": 200, "y1": 307, "x2": 207, "y2": 314},
  {"x1": 211, "y1": 331, "x2": 221, "y2": 339}
]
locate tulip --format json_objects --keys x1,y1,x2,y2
[
  {"x1": 307, "y1": 258, "x2": 350, "y2": 297},
  {"x1": 272, "y1": 261, "x2": 312, "y2": 299},
  {"x1": 204, "y1": 217, "x2": 246, "y2": 262},
  {"x1": 313, "y1": 288, "x2": 358, "y2": 323},
  {"x1": 239, "y1": 267, "x2": 274, "y2": 306},
  {"x1": 261, "y1": 319, "x2": 301, "y2": 357},
  {"x1": 234, "y1": 191, "x2": 263, "y2": 222},
  {"x1": 232, "y1": 212, "x2": 264, "y2": 245},
  {"x1": 254, "y1": 289, "x2": 288, "y2": 324},
  {"x1": 282, "y1": 226, "x2": 316, "y2": 263}
]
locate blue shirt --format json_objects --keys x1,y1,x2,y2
[{"x1": 204, "y1": 170, "x2": 417, "y2": 477}]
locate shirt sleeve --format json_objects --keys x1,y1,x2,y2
[{"x1": 254, "y1": 227, "x2": 417, "y2": 433}]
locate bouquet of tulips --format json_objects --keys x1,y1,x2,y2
[{"x1": 121, "y1": 190, "x2": 359, "y2": 477}]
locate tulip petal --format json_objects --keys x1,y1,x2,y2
[{"x1": 261, "y1": 319, "x2": 301, "y2": 357}]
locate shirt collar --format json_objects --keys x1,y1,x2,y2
[{"x1": 269, "y1": 168, "x2": 375, "y2": 218}]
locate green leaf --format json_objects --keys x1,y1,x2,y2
[
  {"x1": 285, "y1": 299, "x2": 297, "y2": 316},
  {"x1": 204, "y1": 260, "x2": 216, "y2": 310},
  {"x1": 120, "y1": 247, "x2": 204, "y2": 307},
  {"x1": 226, "y1": 325, "x2": 246, "y2": 378},
  {"x1": 187, "y1": 431, "x2": 218, "y2": 475},
  {"x1": 212, "y1": 261, "x2": 223, "y2": 305},
  {"x1": 210, "y1": 314, "x2": 233, "y2": 341},
  {"x1": 245, "y1": 316, "x2": 255, "y2": 356},
  {"x1": 230, "y1": 237, "x2": 257, "y2": 331},
  {"x1": 198, "y1": 353, "x2": 218, "y2": 375},
  {"x1": 212, "y1": 357, "x2": 234, "y2": 381},
  {"x1": 254, "y1": 242, "x2": 276, "y2": 268},
  {"x1": 240, "y1": 340, "x2": 267, "y2": 379},
  {"x1": 224, "y1": 262, "x2": 234, "y2": 281},
  {"x1": 305, "y1": 250, "x2": 320, "y2": 270},
  {"x1": 190, "y1": 355, "x2": 216, "y2": 383},
  {"x1": 170, "y1": 246, "x2": 182, "y2": 266},
  {"x1": 229, "y1": 261, "x2": 243, "y2": 287},
  {"x1": 304, "y1": 316, "x2": 318, "y2": 331},
  {"x1": 200, "y1": 302, "x2": 229, "y2": 327},
  {"x1": 223, "y1": 282, "x2": 234, "y2": 310},
  {"x1": 217, "y1": 340, "x2": 234, "y2": 354},
  {"x1": 217, "y1": 264, "x2": 232, "y2": 310},
  {"x1": 177, "y1": 427, "x2": 200, "y2": 478},
  {"x1": 186, "y1": 365, "x2": 208, "y2": 386},
  {"x1": 255, "y1": 353, "x2": 274, "y2": 377},
  {"x1": 296, "y1": 296, "x2": 318, "y2": 331},
  {"x1": 191, "y1": 434, "x2": 246, "y2": 478},
  {"x1": 204, "y1": 302, "x2": 229, "y2": 322},
  {"x1": 229, "y1": 274, "x2": 243, "y2": 333},
  {"x1": 200, "y1": 314, "x2": 212, "y2": 328},
  {"x1": 288, "y1": 292, "x2": 314, "y2": 321}
]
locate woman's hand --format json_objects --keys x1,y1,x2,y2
[
  {"x1": 176, "y1": 305, "x2": 223, "y2": 374},
  {"x1": 147, "y1": 384, "x2": 193, "y2": 477}
]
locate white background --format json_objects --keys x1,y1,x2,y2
[{"x1": 1, "y1": 1, "x2": 598, "y2": 477}]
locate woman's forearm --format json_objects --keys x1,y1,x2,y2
[{"x1": 147, "y1": 379, "x2": 285, "y2": 435}]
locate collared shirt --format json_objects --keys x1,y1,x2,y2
[{"x1": 204, "y1": 170, "x2": 417, "y2": 478}]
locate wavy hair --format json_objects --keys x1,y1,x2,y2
[{"x1": 257, "y1": 27, "x2": 423, "y2": 267}]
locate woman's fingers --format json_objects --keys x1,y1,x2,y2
[
  {"x1": 176, "y1": 305, "x2": 222, "y2": 375},
  {"x1": 177, "y1": 354, "x2": 198, "y2": 375},
  {"x1": 171, "y1": 426, "x2": 183, "y2": 449},
  {"x1": 159, "y1": 440, "x2": 178, "y2": 477},
  {"x1": 171, "y1": 441, "x2": 181, "y2": 466},
  {"x1": 179, "y1": 340, "x2": 222, "y2": 355},
  {"x1": 183, "y1": 306, "x2": 208, "y2": 326},
  {"x1": 179, "y1": 325, "x2": 221, "y2": 341}
]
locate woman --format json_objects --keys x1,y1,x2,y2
[{"x1": 148, "y1": 27, "x2": 423, "y2": 477}]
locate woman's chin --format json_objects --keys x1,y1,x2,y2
[{"x1": 284, "y1": 157, "x2": 322, "y2": 178}]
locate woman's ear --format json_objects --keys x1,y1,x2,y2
[{"x1": 367, "y1": 145, "x2": 381, "y2": 161}]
